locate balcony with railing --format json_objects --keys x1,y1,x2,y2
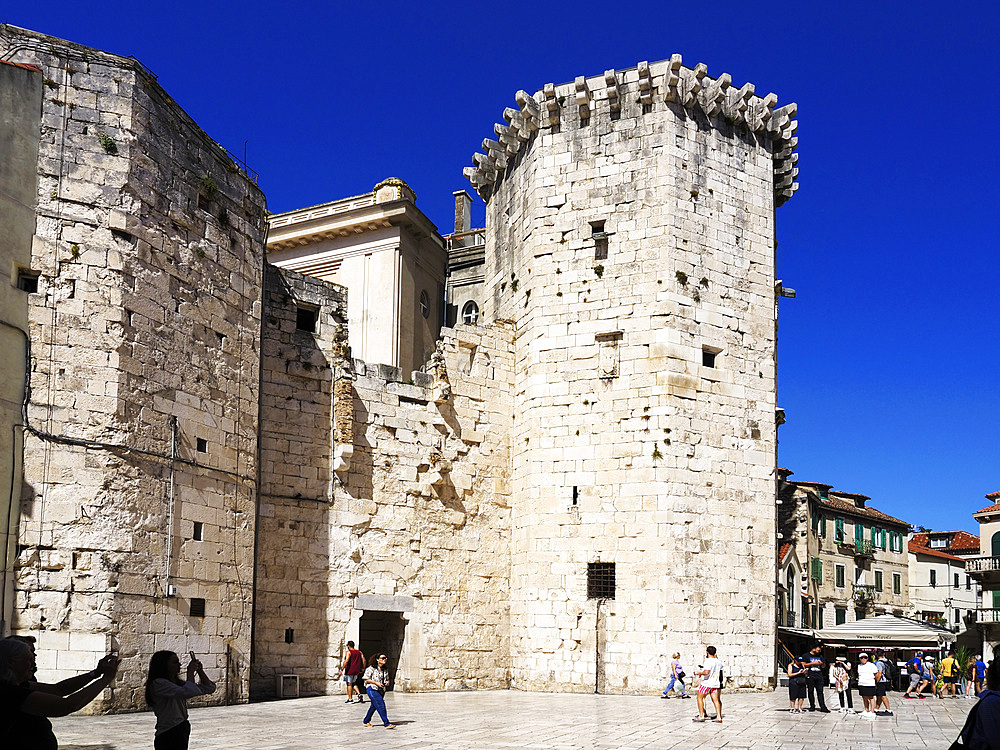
[
  {"x1": 853, "y1": 584, "x2": 877, "y2": 610},
  {"x1": 972, "y1": 608, "x2": 1000, "y2": 624},
  {"x1": 965, "y1": 556, "x2": 1000, "y2": 584}
]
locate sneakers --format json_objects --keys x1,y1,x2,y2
[
  {"x1": 862, "y1": 711, "x2": 877, "y2": 720},
  {"x1": 345, "y1": 699, "x2": 353, "y2": 703},
  {"x1": 355, "y1": 697, "x2": 365, "y2": 703},
  {"x1": 904, "y1": 694, "x2": 915, "y2": 699},
  {"x1": 681, "y1": 694, "x2": 690, "y2": 699}
]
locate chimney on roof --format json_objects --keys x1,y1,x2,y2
[{"x1": 453, "y1": 190, "x2": 472, "y2": 234}]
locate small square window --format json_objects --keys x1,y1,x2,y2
[
  {"x1": 284, "y1": 628, "x2": 294, "y2": 644},
  {"x1": 190, "y1": 598, "x2": 206, "y2": 617},
  {"x1": 296, "y1": 305, "x2": 317, "y2": 332},
  {"x1": 702, "y1": 348, "x2": 717, "y2": 368},
  {"x1": 17, "y1": 271, "x2": 39, "y2": 293},
  {"x1": 587, "y1": 562, "x2": 615, "y2": 599},
  {"x1": 196, "y1": 438, "x2": 207, "y2": 453},
  {"x1": 192, "y1": 521, "x2": 203, "y2": 541},
  {"x1": 197, "y1": 193, "x2": 211, "y2": 211}
]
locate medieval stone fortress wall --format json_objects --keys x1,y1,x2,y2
[
  {"x1": 464, "y1": 58, "x2": 796, "y2": 690},
  {"x1": 0, "y1": 25, "x2": 266, "y2": 709},
  {"x1": 0, "y1": 23, "x2": 803, "y2": 708}
]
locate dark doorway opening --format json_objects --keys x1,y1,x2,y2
[{"x1": 359, "y1": 611, "x2": 406, "y2": 691}]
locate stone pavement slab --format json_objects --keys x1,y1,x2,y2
[{"x1": 54, "y1": 690, "x2": 974, "y2": 749}]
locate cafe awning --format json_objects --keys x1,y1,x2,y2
[{"x1": 815, "y1": 614, "x2": 951, "y2": 649}]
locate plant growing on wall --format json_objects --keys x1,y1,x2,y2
[
  {"x1": 198, "y1": 175, "x2": 218, "y2": 198},
  {"x1": 97, "y1": 131, "x2": 117, "y2": 155},
  {"x1": 675, "y1": 270, "x2": 688, "y2": 286},
  {"x1": 593, "y1": 265, "x2": 604, "y2": 278}
]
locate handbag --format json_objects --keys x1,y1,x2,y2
[{"x1": 677, "y1": 670, "x2": 685, "y2": 679}]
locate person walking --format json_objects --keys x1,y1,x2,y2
[
  {"x1": 362, "y1": 653, "x2": 396, "y2": 729},
  {"x1": 145, "y1": 650, "x2": 216, "y2": 750},
  {"x1": 787, "y1": 656, "x2": 807, "y2": 713},
  {"x1": 692, "y1": 646, "x2": 724, "y2": 723},
  {"x1": 802, "y1": 645, "x2": 830, "y2": 712},
  {"x1": 974, "y1": 655, "x2": 987, "y2": 697},
  {"x1": 0, "y1": 637, "x2": 119, "y2": 750},
  {"x1": 338, "y1": 640, "x2": 366, "y2": 704},
  {"x1": 661, "y1": 652, "x2": 688, "y2": 699},
  {"x1": 855, "y1": 653, "x2": 881, "y2": 719},
  {"x1": 904, "y1": 651, "x2": 929, "y2": 699},
  {"x1": 940, "y1": 651, "x2": 958, "y2": 698},
  {"x1": 830, "y1": 657, "x2": 853, "y2": 714},
  {"x1": 874, "y1": 650, "x2": 894, "y2": 716}
]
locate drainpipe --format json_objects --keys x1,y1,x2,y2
[
  {"x1": 594, "y1": 599, "x2": 602, "y2": 694},
  {"x1": 163, "y1": 416, "x2": 177, "y2": 596}
]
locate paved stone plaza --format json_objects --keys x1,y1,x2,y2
[{"x1": 55, "y1": 690, "x2": 971, "y2": 749}]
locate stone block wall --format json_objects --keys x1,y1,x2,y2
[
  {"x1": 253, "y1": 283, "x2": 515, "y2": 695},
  {"x1": 465, "y1": 60, "x2": 792, "y2": 691},
  {"x1": 252, "y1": 265, "x2": 348, "y2": 697},
  {"x1": 1, "y1": 25, "x2": 266, "y2": 710}
]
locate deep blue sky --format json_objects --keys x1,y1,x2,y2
[{"x1": 6, "y1": 2, "x2": 998, "y2": 533}]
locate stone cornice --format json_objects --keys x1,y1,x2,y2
[
  {"x1": 268, "y1": 198, "x2": 444, "y2": 253},
  {"x1": 464, "y1": 55, "x2": 798, "y2": 207}
]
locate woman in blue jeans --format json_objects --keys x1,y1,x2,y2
[
  {"x1": 362, "y1": 654, "x2": 396, "y2": 729},
  {"x1": 661, "y1": 652, "x2": 689, "y2": 698}
]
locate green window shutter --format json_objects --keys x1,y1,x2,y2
[
  {"x1": 835, "y1": 518, "x2": 845, "y2": 542},
  {"x1": 820, "y1": 515, "x2": 826, "y2": 538},
  {"x1": 871, "y1": 525, "x2": 877, "y2": 543},
  {"x1": 855, "y1": 523, "x2": 864, "y2": 544}
]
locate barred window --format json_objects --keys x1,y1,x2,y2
[{"x1": 587, "y1": 562, "x2": 615, "y2": 599}]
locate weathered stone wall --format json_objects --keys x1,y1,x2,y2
[
  {"x1": 253, "y1": 277, "x2": 515, "y2": 694},
  {"x1": 1, "y1": 25, "x2": 265, "y2": 710},
  {"x1": 252, "y1": 265, "x2": 348, "y2": 697},
  {"x1": 468, "y1": 61, "x2": 789, "y2": 691}
]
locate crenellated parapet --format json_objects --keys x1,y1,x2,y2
[{"x1": 464, "y1": 55, "x2": 798, "y2": 207}]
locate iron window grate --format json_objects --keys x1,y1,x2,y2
[{"x1": 587, "y1": 562, "x2": 615, "y2": 599}]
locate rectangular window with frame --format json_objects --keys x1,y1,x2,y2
[
  {"x1": 835, "y1": 564, "x2": 845, "y2": 588},
  {"x1": 835, "y1": 517, "x2": 845, "y2": 543},
  {"x1": 966, "y1": 575, "x2": 972, "y2": 590},
  {"x1": 874, "y1": 570, "x2": 883, "y2": 592},
  {"x1": 811, "y1": 557, "x2": 823, "y2": 582},
  {"x1": 954, "y1": 573, "x2": 960, "y2": 589},
  {"x1": 893, "y1": 572, "x2": 902, "y2": 595},
  {"x1": 835, "y1": 607, "x2": 846, "y2": 625},
  {"x1": 855, "y1": 522, "x2": 864, "y2": 546},
  {"x1": 930, "y1": 569, "x2": 937, "y2": 588}
]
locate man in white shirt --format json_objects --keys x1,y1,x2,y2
[{"x1": 692, "y1": 646, "x2": 724, "y2": 723}]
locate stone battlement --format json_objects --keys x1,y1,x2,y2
[{"x1": 464, "y1": 55, "x2": 798, "y2": 207}]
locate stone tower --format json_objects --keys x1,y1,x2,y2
[{"x1": 463, "y1": 57, "x2": 797, "y2": 690}]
